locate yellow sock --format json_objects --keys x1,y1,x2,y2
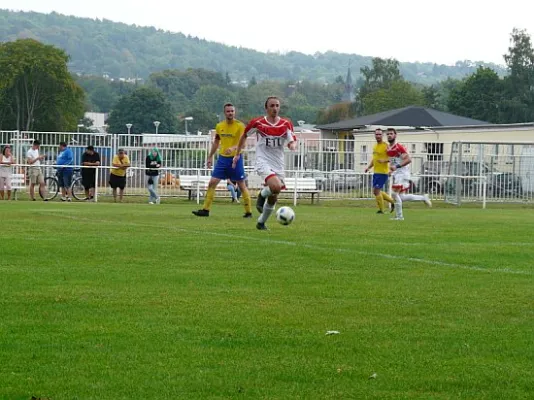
[
  {"x1": 202, "y1": 187, "x2": 216, "y2": 210},
  {"x1": 381, "y1": 191, "x2": 394, "y2": 204},
  {"x1": 375, "y1": 194, "x2": 385, "y2": 212},
  {"x1": 241, "y1": 188, "x2": 252, "y2": 214}
]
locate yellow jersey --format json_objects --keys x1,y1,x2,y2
[
  {"x1": 111, "y1": 154, "x2": 130, "y2": 177},
  {"x1": 215, "y1": 120, "x2": 245, "y2": 158},
  {"x1": 372, "y1": 142, "x2": 389, "y2": 174}
]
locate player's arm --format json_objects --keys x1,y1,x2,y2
[
  {"x1": 206, "y1": 135, "x2": 220, "y2": 168},
  {"x1": 390, "y1": 146, "x2": 411, "y2": 172},
  {"x1": 285, "y1": 121, "x2": 297, "y2": 151},
  {"x1": 232, "y1": 120, "x2": 255, "y2": 168},
  {"x1": 365, "y1": 159, "x2": 374, "y2": 173}
]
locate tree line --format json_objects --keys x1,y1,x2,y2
[
  {"x1": 0, "y1": 9, "x2": 506, "y2": 84},
  {"x1": 1, "y1": 29, "x2": 533, "y2": 133}
]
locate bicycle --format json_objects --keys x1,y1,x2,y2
[{"x1": 41, "y1": 168, "x2": 86, "y2": 201}]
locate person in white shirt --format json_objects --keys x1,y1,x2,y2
[
  {"x1": 0, "y1": 146, "x2": 15, "y2": 200},
  {"x1": 26, "y1": 140, "x2": 47, "y2": 201}
]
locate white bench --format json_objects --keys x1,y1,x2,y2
[
  {"x1": 179, "y1": 175, "x2": 228, "y2": 200},
  {"x1": 284, "y1": 177, "x2": 321, "y2": 204},
  {"x1": 11, "y1": 173, "x2": 26, "y2": 200}
]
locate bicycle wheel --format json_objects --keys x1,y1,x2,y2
[
  {"x1": 41, "y1": 177, "x2": 59, "y2": 201},
  {"x1": 71, "y1": 177, "x2": 86, "y2": 201}
]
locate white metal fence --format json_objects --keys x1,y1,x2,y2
[{"x1": 1, "y1": 131, "x2": 533, "y2": 205}]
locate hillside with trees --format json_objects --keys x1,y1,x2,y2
[
  {"x1": 1, "y1": 8, "x2": 532, "y2": 133},
  {"x1": 0, "y1": 9, "x2": 507, "y2": 84}
]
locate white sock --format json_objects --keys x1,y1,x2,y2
[
  {"x1": 401, "y1": 194, "x2": 425, "y2": 202},
  {"x1": 393, "y1": 192, "x2": 403, "y2": 219},
  {"x1": 258, "y1": 202, "x2": 275, "y2": 223},
  {"x1": 261, "y1": 186, "x2": 272, "y2": 198}
]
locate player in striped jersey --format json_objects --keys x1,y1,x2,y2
[
  {"x1": 232, "y1": 97, "x2": 297, "y2": 230},
  {"x1": 386, "y1": 128, "x2": 432, "y2": 220}
]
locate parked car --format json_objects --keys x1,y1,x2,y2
[
  {"x1": 444, "y1": 161, "x2": 522, "y2": 198},
  {"x1": 325, "y1": 169, "x2": 362, "y2": 191},
  {"x1": 419, "y1": 161, "x2": 450, "y2": 195}
]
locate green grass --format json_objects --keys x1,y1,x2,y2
[{"x1": 1, "y1": 200, "x2": 533, "y2": 400}]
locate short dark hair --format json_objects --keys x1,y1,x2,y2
[
  {"x1": 264, "y1": 96, "x2": 280, "y2": 108},
  {"x1": 387, "y1": 128, "x2": 397, "y2": 135},
  {"x1": 59, "y1": 141, "x2": 67, "y2": 147},
  {"x1": 375, "y1": 128, "x2": 383, "y2": 134},
  {"x1": 86, "y1": 145, "x2": 95, "y2": 151},
  {"x1": 223, "y1": 103, "x2": 234, "y2": 109},
  {"x1": 118, "y1": 148, "x2": 125, "y2": 153},
  {"x1": 33, "y1": 140, "x2": 40, "y2": 146},
  {"x1": 2, "y1": 146, "x2": 10, "y2": 156}
]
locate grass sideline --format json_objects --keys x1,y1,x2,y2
[{"x1": 1, "y1": 201, "x2": 533, "y2": 399}]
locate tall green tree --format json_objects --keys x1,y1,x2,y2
[
  {"x1": 359, "y1": 57, "x2": 403, "y2": 97},
  {"x1": 361, "y1": 80, "x2": 425, "y2": 115},
  {"x1": 192, "y1": 85, "x2": 236, "y2": 115},
  {"x1": 0, "y1": 39, "x2": 85, "y2": 131},
  {"x1": 107, "y1": 87, "x2": 177, "y2": 134},
  {"x1": 448, "y1": 67, "x2": 504, "y2": 123},
  {"x1": 501, "y1": 28, "x2": 534, "y2": 122}
]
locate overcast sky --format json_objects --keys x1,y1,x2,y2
[{"x1": 2, "y1": 0, "x2": 533, "y2": 65}]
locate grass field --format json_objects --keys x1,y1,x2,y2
[{"x1": 1, "y1": 199, "x2": 533, "y2": 400}]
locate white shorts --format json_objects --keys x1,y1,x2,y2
[
  {"x1": 392, "y1": 169, "x2": 411, "y2": 192},
  {"x1": 256, "y1": 162, "x2": 285, "y2": 186}
]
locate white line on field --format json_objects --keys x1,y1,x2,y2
[{"x1": 38, "y1": 212, "x2": 531, "y2": 277}]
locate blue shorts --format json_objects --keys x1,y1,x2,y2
[
  {"x1": 58, "y1": 169, "x2": 73, "y2": 188},
  {"x1": 372, "y1": 173, "x2": 388, "y2": 189},
  {"x1": 212, "y1": 156, "x2": 246, "y2": 182}
]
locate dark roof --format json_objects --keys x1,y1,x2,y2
[{"x1": 316, "y1": 106, "x2": 490, "y2": 131}]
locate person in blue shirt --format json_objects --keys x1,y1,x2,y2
[{"x1": 56, "y1": 141, "x2": 74, "y2": 202}]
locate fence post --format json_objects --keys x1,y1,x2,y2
[
  {"x1": 482, "y1": 176, "x2": 487, "y2": 209},
  {"x1": 94, "y1": 166, "x2": 99, "y2": 203},
  {"x1": 196, "y1": 168, "x2": 201, "y2": 205}
]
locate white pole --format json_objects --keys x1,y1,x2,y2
[
  {"x1": 196, "y1": 168, "x2": 201, "y2": 204},
  {"x1": 482, "y1": 176, "x2": 487, "y2": 209},
  {"x1": 94, "y1": 166, "x2": 99, "y2": 203}
]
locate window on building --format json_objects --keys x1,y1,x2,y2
[{"x1": 360, "y1": 145, "x2": 368, "y2": 164}]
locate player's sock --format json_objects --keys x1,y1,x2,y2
[
  {"x1": 202, "y1": 187, "x2": 216, "y2": 210},
  {"x1": 261, "y1": 186, "x2": 272, "y2": 198},
  {"x1": 400, "y1": 194, "x2": 426, "y2": 202},
  {"x1": 393, "y1": 192, "x2": 403, "y2": 219},
  {"x1": 258, "y1": 202, "x2": 275, "y2": 224},
  {"x1": 241, "y1": 188, "x2": 252, "y2": 214},
  {"x1": 381, "y1": 192, "x2": 394, "y2": 204},
  {"x1": 375, "y1": 194, "x2": 385, "y2": 212}
]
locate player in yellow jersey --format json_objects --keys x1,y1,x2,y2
[
  {"x1": 193, "y1": 103, "x2": 252, "y2": 217},
  {"x1": 365, "y1": 128, "x2": 395, "y2": 213}
]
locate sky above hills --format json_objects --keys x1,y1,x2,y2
[{"x1": 3, "y1": 0, "x2": 533, "y2": 65}]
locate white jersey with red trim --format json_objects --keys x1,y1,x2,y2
[
  {"x1": 387, "y1": 142, "x2": 410, "y2": 174},
  {"x1": 245, "y1": 116, "x2": 296, "y2": 174}
]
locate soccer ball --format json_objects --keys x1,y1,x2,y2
[{"x1": 276, "y1": 206, "x2": 295, "y2": 226}]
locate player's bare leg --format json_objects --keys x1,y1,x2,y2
[{"x1": 257, "y1": 176, "x2": 283, "y2": 230}]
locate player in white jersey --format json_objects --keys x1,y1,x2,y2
[
  {"x1": 232, "y1": 96, "x2": 297, "y2": 230},
  {"x1": 386, "y1": 128, "x2": 432, "y2": 220}
]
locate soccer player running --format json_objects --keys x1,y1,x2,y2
[
  {"x1": 365, "y1": 128, "x2": 395, "y2": 214},
  {"x1": 386, "y1": 128, "x2": 431, "y2": 220},
  {"x1": 232, "y1": 96, "x2": 297, "y2": 230},
  {"x1": 193, "y1": 103, "x2": 252, "y2": 218}
]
